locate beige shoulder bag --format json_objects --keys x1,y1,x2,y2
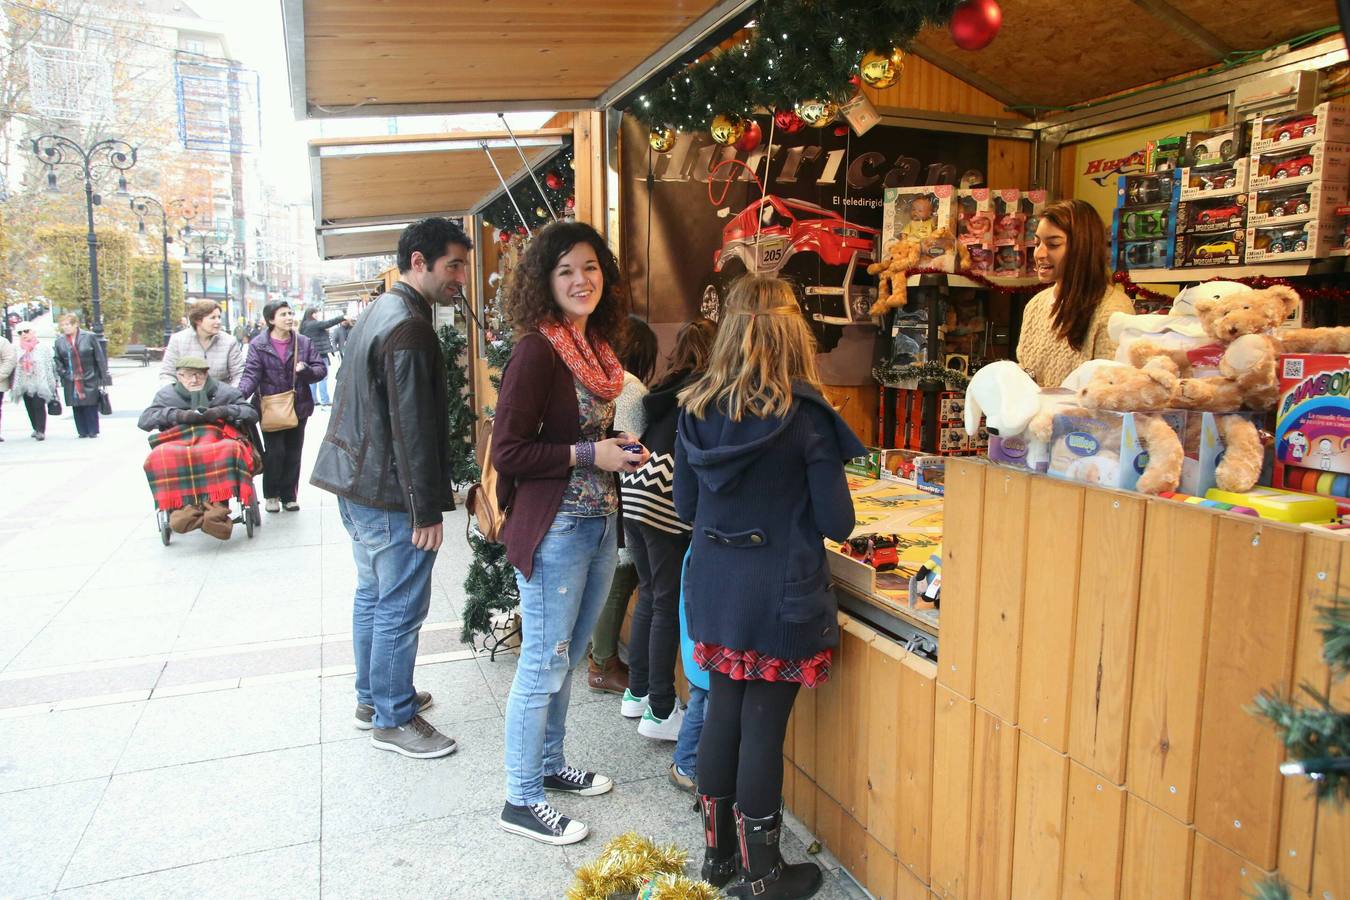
[{"x1": 260, "y1": 334, "x2": 299, "y2": 432}]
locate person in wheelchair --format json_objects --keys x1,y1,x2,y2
[{"x1": 140, "y1": 356, "x2": 259, "y2": 540}]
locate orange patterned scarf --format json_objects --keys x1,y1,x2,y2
[{"x1": 537, "y1": 320, "x2": 624, "y2": 402}]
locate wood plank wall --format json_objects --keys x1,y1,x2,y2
[{"x1": 785, "y1": 457, "x2": 1349, "y2": 899}]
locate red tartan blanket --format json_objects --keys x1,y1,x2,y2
[{"x1": 144, "y1": 423, "x2": 258, "y2": 511}]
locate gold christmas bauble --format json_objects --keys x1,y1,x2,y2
[
  {"x1": 709, "y1": 114, "x2": 747, "y2": 145},
  {"x1": 860, "y1": 47, "x2": 905, "y2": 89},
  {"x1": 795, "y1": 98, "x2": 839, "y2": 128},
  {"x1": 648, "y1": 125, "x2": 676, "y2": 152}
]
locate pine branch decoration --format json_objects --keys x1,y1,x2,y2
[{"x1": 439, "y1": 323, "x2": 480, "y2": 487}]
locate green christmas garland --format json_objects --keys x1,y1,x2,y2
[
  {"x1": 628, "y1": 0, "x2": 960, "y2": 132},
  {"x1": 873, "y1": 359, "x2": 970, "y2": 390},
  {"x1": 439, "y1": 323, "x2": 480, "y2": 488}
]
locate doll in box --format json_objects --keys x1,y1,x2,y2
[{"x1": 901, "y1": 195, "x2": 938, "y2": 241}]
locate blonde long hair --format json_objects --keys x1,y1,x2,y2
[{"x1": 679, "y1": 276, "x2": 820, "y2": 421}]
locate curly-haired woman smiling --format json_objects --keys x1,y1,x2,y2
[{"x1": 491, "y1": 221, "x2": 650, "y2": 845}]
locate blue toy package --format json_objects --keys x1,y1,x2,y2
[
  {"x1": 1047, "y1": 409, "x2": 1186, "y2": 492},
  {"x1": 1112, "y1": 172, "x2": 1180, "y2": 269}
]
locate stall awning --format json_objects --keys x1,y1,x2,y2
[
  {"x1": 321, "y1": 279, "x2": 384, "y2": 303},
  {"x1": 282, "y1": 0, "x2": 755, "y2": 119},
  {"x1": 309, "y1": 128, "x2": 570, "y2": 259}
]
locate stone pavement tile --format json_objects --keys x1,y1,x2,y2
[
  {"x1": 157, "y1": 642, "x2": 322, "y2": 688},
  {"x1": 53, "y1": 585, "x2": 197, "y2": 625},
  {"x1": 320, "y1": 715, "x2": 504, "y2": 838},
  {"x1": 558, "y1": 774, "x2": 703, "y2": 873},
  {"x1": 7, "y1": 613, "x2": 186, "y2": 671},
  {"x1": 54, "y1": 842, "x2": 320, "y2": 900},
  {"x1": 231, "y1": 511, "x2": 324, "y2": 552},
  {"x1": 318, "y1": 659, "x2": 500, "y2": 744},
  {"x1": 221, "y1": 548, "x2": 326, "y2": 597},
  {"x1": 319, "y1": 809, "x2": 575, "y2": 900},
  {"x1": 0, "y1": 702, "x2": 143, "y2": 793},
  {"x1": 0, "y1": 594, "x2": 74, "y2": 671},
  {"x1": 0, "y1": 525, "x2": 129, "y2": 563},
  {"x1": 117, "y1": 678, "x2": 320, "y2": 774},
  {"x1": 0, "y1": 662, "x2": 163, "y2": 711},
  {"x1": 2, "y1": 564, "x2": 98, "y2": 593},
  {"x1": 60, "y1": 745, "x2": 321, "y2": 889},
  {"x1": 90, "y1": 555, "x2": 211, "y2": 591},
  {"x1": 551, "y1": 700, "x2": 673, "y2": 787},
  {"x1": 0, "y1": 777, "x2": 108, "y2": 897},
  {"x1": 173, "y1": 599, "x2": 322, "y2": 652},
  {"x1": 475, "y1": 652, "x2": 611, "y2": 711},
  {"x1": 107, "y1": 523, "x2": 222, "y2": 561}
]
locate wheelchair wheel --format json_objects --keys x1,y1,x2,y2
[
  {"x1": 158, "y1": 510, "x2": 172, "y2": 546},
  {"x1": 247, "y1": 494, "x2": 260, "y2": 537}
]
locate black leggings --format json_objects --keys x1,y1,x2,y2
[
  {"x1": 262, "y1": 422, "x2": 307, "y2": 502},
  {"x1": 696, "y1": 670, "x2": 801, "y2": 818}
]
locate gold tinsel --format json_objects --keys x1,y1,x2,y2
[{"x1": 567, "y1": 833, "x2": 715, "y2": 900}]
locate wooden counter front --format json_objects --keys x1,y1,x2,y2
[{"x1": 796, "y1": 457, "x2": 1349, "y2": 900}]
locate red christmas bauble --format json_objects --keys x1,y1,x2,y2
[
  {"x1": 565, "y1": 196, "x2": 576, "y2": 210},
  {"x1": 734, "y1": 120, "x2": 763, "y2": 152},
  {"x1": 773, "y1": 108, "x2": 805, "y2": 134},
  {"x1": 833, "y1": 125, "x2": 849, "y2": 137},
  {"x1": 545, "y1": 171, "x2": 564, "y2": 190},
  {"x1": 950, "y1": 0, "x2": 1002, "y2": 51},
  {"x1": 517, "y1": 225, "x2": 528, "y2": 235},
  {"x1": 848, "y1": 74, "x2": 861, "y2": 86},
  {"x1": 499, "y1": 229, "x2": 511, "y2": 243}
]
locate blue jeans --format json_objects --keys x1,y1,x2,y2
[
  {"x1": 504, "y1": 512, "x2": 618, "y2": 806},
  {"x1": 310, "y1": 371, "x2": 330, "y2": 405},
  {"x1": 338, "y1": 497, "x2": 437, "y2": 729},
  {"x1": 673, "y1": 684, "x2": 708, "y2": 776}
]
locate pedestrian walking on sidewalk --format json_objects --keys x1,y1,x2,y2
[
  {"x1": 676, "y1": 275, "x2": 863, "y2": 898},
  {"x1": 300, "y1": 307, "x2": 348, "y2": 406},
  {"x1": 52, "y1": 313, "x2": 110, "y2": 439},
  {"x1": 492, "y1": 220, "x2": 650, "y2": 846},
  {"x1": 0, "y1": 331, "x2": 14, "y2": 441},
  {"x1": 9, "y1": 322, "x2": 59, "y2": 441},
  {"x1": 238, "y1": 301, "x2": 326, "y2": 512},
  {"x1": 311, "y1": 217, "x2": 468, "y2": 761},
  {"x1": 160, "y1": 300, "x2": 245, "y2": 387}
]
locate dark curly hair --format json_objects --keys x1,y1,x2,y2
[{"x1": 505, "y1": 221, "x2": 627, "y2": 348}]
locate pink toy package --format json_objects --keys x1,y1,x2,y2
[
  {"x1": 1275, "y1": 354, "x2": 1350, "y2": 476},
  {"x1": 956, "y1": 189, "x2": 994, "y2": 273}
]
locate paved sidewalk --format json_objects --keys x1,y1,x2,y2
[{"x1": 0, "y1": 360, "x2": 864, "y2": 899}]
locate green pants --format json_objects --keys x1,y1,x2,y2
[{"x1": 590, "y1": 558, "x2": 638, "y2": 665}]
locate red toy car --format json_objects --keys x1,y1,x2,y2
[
  {"x1": 1195, "y1": 203, "x2": 1242, "y2": 226},
  {"x1": 1270, "y1": 115, "x2": 1318, "y2": 143},
  {"x1": 1273, "y1": 193, "x2": 1312, "y2": 217},
  {"x1": 1271, "y1": 155, "x2": 1315, "y2": 179},
  {"x1": 1196, "y1": 171, "x2": 1234, "y2": 191}
]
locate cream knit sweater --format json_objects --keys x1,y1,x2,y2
[{"x1": 1016, "y1": 284, "x2": 1135, "y2": 387}]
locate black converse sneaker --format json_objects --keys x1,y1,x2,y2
[
  {"x1": 543, "y1": 765, "x2": 614, "y2": 797},
  {"x1": 498, "y1": 800, "x2": 589, "y2": 845}
]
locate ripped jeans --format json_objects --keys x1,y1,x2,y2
[{"x1": 504, "y1": 511, "x2": 618, "y2": 806}]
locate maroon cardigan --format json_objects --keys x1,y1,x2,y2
[{"x1": 492, "y1": 332, "x2": 623, "y2": 580}]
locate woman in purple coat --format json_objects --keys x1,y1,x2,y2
[{"x1": 238, "y1": 300, "x2": 327, "y2": 512}]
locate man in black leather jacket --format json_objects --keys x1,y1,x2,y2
[{"x1": 311, "y1": 217, "x2": 470, "y2": 760}]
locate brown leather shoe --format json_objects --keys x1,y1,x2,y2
[{"x1": 588, "y1": 657, "x2": 629, "y2": 695}]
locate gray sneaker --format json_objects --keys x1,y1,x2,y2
[
  {"x1": 355, "y1": 691, "x2": 433, "y2": 730},
  {"x1": 370, "y1": 714, "x2": 458, "y2": 759}
]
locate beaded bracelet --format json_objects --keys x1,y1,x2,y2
[{"x1": 574, "y1": 441, "x2": 595, "y2": 468}]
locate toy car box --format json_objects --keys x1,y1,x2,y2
[
  {"x1": 1114, "y1": 238, "x2": 1174, "y2": 270},
  {"x1": 1115, "y1": 203, "x2": 1175, "y2": 240},
  {"x1": 1179, "y1": 158, "x2": 1250, "y2": 199},
  {"x1": 1146, "y1": 136, "x2": 1186, "y2": 173},
  {"x1": 879, "y1": 448, "x2": 924, "y2": 482},
  {"x1": 955, "y1": 189, "x2": 995, "y2": 272},
  {"x1": 1250, "y1": 101, "x2": 1350, "y2": 154},
  {"x1": 1245, "y1": 219, "x2": 1335, "y2": 262},
  {"x1": 1250, "y1": 142, "x2": 1350, "y2": 188},
  {"x1": 1117, "y1": 170, "x2": 1181, "y2": 207},
  {"x1": 1047, "y1": 409, "x2": 1186, "y2": 492},
  {"x1": 1175, "y1": 195, "x2": 1248, "y2": 234},
  {"x1": 1174, "y1": 228, "x2": 1245, "y2": 267},
  {"x1": 1247, "y1": 181, "x2": 1349, "y2": 225},
  {"x1": 1184, "y1": 123, "x2": 1249, "y2": 167},
  {"x1": 846, "y1": 447, "x2": 883, "y2": 479},
  {"x1": 883, "y1": 185, "x2": 958, "y2": 272},
  {"x1": 1328, "y1": 211, "x2": 1350, "y2": 257},
  {"x1": 1275, "y1": 354, "x2": 1350, "y2": 476}
]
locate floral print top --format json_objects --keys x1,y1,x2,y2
[{"x1": 559, "y1": 379, "x2": 618, "y2": 517}]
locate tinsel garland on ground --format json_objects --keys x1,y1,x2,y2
[
  {"x1": 1250, "y1": 600, "x2": 1349, "y2": 900},
  {"x1": 567, "y1": 834, "x2": 720, "y2": 900},
  {"x1": 439, "y1": 323, "x2": 480, "y2": 488},
  {"x1": 628, "y1": 0, "x2": 959, "y2": 132}
]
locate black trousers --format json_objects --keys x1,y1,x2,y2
[
  {"x1": 261, "y1": 421, "x2": 307, "y2": 502},
  {"x1": 624, "y1": 521, "x2": 690, "y2": 719},
  {"x1": 696, "y1": 669, "x2": 801, "y2": 818},
  {"x1": 22, "y1": 395, "x2": 47, "y2": 434},
  {"x1": 72, "y1": 404, "x2": 99, "y2": 437}
]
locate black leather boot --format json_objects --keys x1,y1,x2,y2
[
  {"x1": 726, "y1": 805, "x2": 823, "y2": 899},
  {"x1": 698, "y1": 793, "x2": 738, "y2": 888}
]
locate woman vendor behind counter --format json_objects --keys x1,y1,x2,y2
[{"x1": 1017, "y1": 198, "x2": 1134, "y2": 386}]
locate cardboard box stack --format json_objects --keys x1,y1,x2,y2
[{"x1": 1246, "y1": 102, "x2": 1350, "y2": 261}]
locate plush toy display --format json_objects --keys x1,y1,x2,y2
[
  {"x1": 867, "y1": 237, "x2": 922, "y2": 314},
  {"x1": 1078, "y1": 356, "x2": 1180, "y2": 411}
]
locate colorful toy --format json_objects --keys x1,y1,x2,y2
[
  {"x1": 1250, "y1": 101, "x2": 1350, "y2": 153},
  {"x1": 1179, "y1": 159, "x2": 1249, "y2": 199},
  {"x1": 1175, "y1": 197, "x2": 1246, "y2": 231},
  {"x1": 1204, "y1": 486, "x2": 1337, "y2": 523},
  {"x1": 866, "y1": 237, "x2": 923, "y2": 315},
  {"x1": 1046, "y1": 408, "x2": 1186, "y2": 494},
  {"x1": 1275, "y1": 354, "x2": 1350, "y2": 479},
  {"x1": 1251, "y1": 142, "x2": 1350, "y2": 187},
  {"x1": 1184, "y1": 123, "x2": 1248, "y2": 167},
  {"x1": 1174, "y1": 230, "x2": 1244, "y2": 267},
  {"x1": 1248, "y1": 181, "x2": 1347, "y2": 225},
  {"x1": 882, "y1": 185, "x2": 957, "y2": 273},
  {"x1": 1246, "y1": 220, "x2": 1335, "y2": 262}
]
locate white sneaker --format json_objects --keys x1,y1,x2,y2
[
  {"x1": 620, "y1": 688, "x2": 649, "y2": 719},
  {"x1": 638, "y1": 704, "x2": 685, "y2": 742},
  {"x1": 264, "y1": 498, "x2": 280, "y2": 513}
]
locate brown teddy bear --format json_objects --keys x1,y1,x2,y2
[
  {"x1": 1074, "y1": 359, "x2": 1185, "y2": 494},
  {"x1": 867, "y1": 237, "x2": 922, "y2": 315}
]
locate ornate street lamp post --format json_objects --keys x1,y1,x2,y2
[
  {"x1": 30, "y1": 135, "x2": 137, "y2": 354},
  {"x1": 130, "y1": 196, "x2": 196, "y2": 348}
]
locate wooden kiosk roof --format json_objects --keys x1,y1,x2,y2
[{"x1": 309, "y1": 128, "x2": 569, "y2": 259}]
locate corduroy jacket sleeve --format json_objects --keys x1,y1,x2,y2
[
  {"x1": 493, "y1": 333, "x2": 572, "y2": 480},
  {"x1": 383, "y1": 320, "x2": 447, "y2": 527},
  {"x1": 802, "y1": 405, "x2": 856, "y2": 542}
]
